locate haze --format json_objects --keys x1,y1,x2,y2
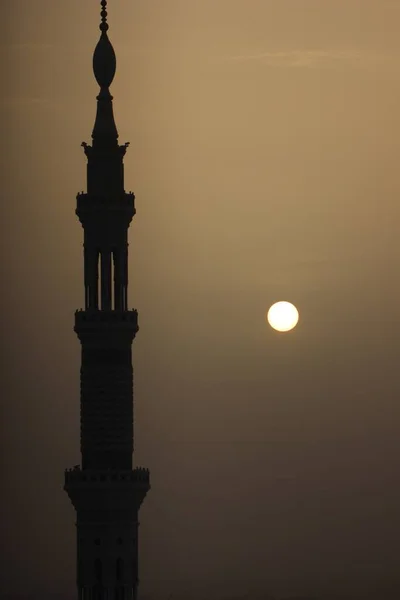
[{"x1": 1, "y1": 1, "x2": 400, "y2": 599}]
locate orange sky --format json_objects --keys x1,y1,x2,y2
[{"x1": 2, "y1": 1, "x2": 400, "y2": 599}]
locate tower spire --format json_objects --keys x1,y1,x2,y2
[
  {"x1": 81, "y1": 0, "x2": 130, "y2": 198},
  {"x1": 91, "y1": 0, "x2": 118, "y2": 146}
]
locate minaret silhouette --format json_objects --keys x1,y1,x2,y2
[{"x1": 64, "y1": 3, "x2": 150, "y2": 599}]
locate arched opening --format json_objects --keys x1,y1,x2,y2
[
  {"x1": 85, "y1": 247, "x2": 100, "y2": 310},
  {"x1": 93, "y1": 583, "x2": 103, "y2": 600},
  {"x1": 94, "y1": 558, "x2": 102, "y2": 582},
  {"x1": 116, "y1": 557, "x2": 124, "y2": 581},
  {"x1": 115, "y1": 587, "x2": 125, "y2": 600},
  {"x1": 78, "y1": 559, "x2": 83, "y2": 582}
]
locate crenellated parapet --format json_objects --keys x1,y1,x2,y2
[
  {"x1": 65, "y1": 466, "x2": 150, "y2": 484},
  {"x1": 81, "y1": 141, "x2": 130, "y2": 158},
  {"x1": 76, "y1": 191, "x2": 135, "y2": 220},
  {"x1": 74, "y1": 309, "x2": 139, "y2": 346},
  {"x1": 75, "y1": 308, "x2": 138, "y2": 323},
  {"x1": 64, "y1": 466, "x2": 150, "y2": 513}
]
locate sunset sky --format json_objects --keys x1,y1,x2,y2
[{"x1": 2, "y1": 1, "x2": 400, "y2": 599}]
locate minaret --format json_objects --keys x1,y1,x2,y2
[{"x1": 64, "y1": 3, "x2": 150, "y2": 599}]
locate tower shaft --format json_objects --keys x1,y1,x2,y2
[{"x1": 64, "y1": 4, "x2": 150, "y2": 600}]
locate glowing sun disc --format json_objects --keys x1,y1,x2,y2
[{"x1": 267, "y1": 301, "x2": 299, "y2": 332}]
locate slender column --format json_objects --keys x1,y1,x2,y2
[
  {"x1": 84, "y1": 244, "x2": 90, "y2": 309},
  {"x1": 101, "y1": 249, "x2": 112, "y2": 310},
  {"x1": 114, "y1": 249, "x2": 122, "y2": 311},
  {"x1": 86, "y1": 247, "x2": 99, "y2": 310},
  {"x1": 122, "y1": 246, "x2": 128, "y2": 311},
  {"x1": 94, "y1": 249, "x2": 100, "y2": 310}
]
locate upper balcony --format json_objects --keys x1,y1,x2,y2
[
  {"x1": 64, "y1": 466, "x2": 150, "y2": 512},
  {"x1": 64, "y1": 466, "x2": 150, "y2": 486},
  {"x1": 76, "y1": 191, "x2": 135, "y2": 225},
  {"x1": 74, "y1": 309, "x2": 139, "y2": 342}
]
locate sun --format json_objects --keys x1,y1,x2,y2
[{"x1": 267, "y1": 301, "x2": 299, "y2": 332}]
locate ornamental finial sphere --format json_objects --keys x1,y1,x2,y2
[{"x1": 99, "y1": 1, "x2": 109, "y2": 32}]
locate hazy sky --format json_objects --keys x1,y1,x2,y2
[{"x1": 2, "y1": 1, "x2": 400, "y2": 599}]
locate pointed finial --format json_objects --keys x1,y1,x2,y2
[
  {"x1": 93, "y1": 0, "x2": 116, "y2": 89},
  {"x1": 100, "y1": 0, "x2": 109, "y2": 33},
  {"x1": 90, "y1": 0, "x2": 119, "y2": 145}
]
